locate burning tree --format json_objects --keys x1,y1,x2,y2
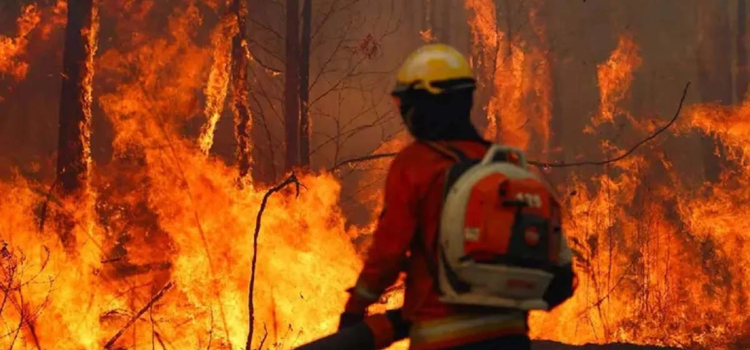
[
  {"x1": 230, "y1": 0, "x2": 253, "y2": 182},
  {"x1": 696, "y1": 0, "x2": 733, "y2": 183},
  {"x1": 2, "y1": 1, "x2": 750, "y2": 350},
  {"x1": 56, "y1": 0, "x2": 97, "y2": 196}
]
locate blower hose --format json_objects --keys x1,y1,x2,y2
[{"x1": 294, "y1": 309, "x2": 409, "y2": 350}]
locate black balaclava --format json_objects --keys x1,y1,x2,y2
[{"x1": 398, "y1": 87, "x2": 483, "y2": 142}]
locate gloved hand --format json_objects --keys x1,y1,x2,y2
[
  {"x1": 385, "y1": 309, "x2": 410, "y2": 341},
  {"x1": 338, "y1": 312, "x2": 365, "y2": 331}
]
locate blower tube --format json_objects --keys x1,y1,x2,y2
[{"x1": 294, "y1": 309, "x2": 409, "y2": 350}]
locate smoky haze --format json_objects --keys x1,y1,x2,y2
[
  {"x1": 1, "y1": 1, "x2": 750, "y2": 349},
  {"x1": 0, "y1": 1, "x2": 731, "y2": 188}
]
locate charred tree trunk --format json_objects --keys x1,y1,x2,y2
[
  {"x1": 429, "y1": 0, "x2": 438, "y2": 41},
  {"x1": 440, "y1": 0, "x2": 451, "y2": 44},
  {"x1": 421, "y1": 0, "x2": 429, "y2": 38},
  {"x1": 405, "y1": 0, "x2": 414, "y2": 42},
  {"x1": 543, "y1": 5, "x2": 564, "y2": 158},
  {"x1": 54, "y1": 0, "x2": 98, "y2": 250},
  {"x1": 284, "y1": 0, "x2": 301, "y2": 172},
  {"x1": 57, "y1": 0, "x2": 98, "y2": 195},
  {"x1": 299, "y1": 0, "x2": 312, "y2": 168},
  {"x1": 696, "y1": 0, "x2": 732, "y2": 183},
  {"x1": 737, "y1": 0, "x2": 748, "y2": 102},
  {"x1": 231, "y1": 0, "x2": 252, "y2": 180}
]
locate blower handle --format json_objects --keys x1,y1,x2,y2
[{"x1": 480, "y1": 144, "x2": 528, "y2": 168}]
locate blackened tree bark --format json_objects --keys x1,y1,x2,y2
[
  {"x1": 737, "y1": 0, "x2": 748, "y2": 102},
  {"x1": 405, "y1": 0, "x2": 414, "y2": 42},
  {"x1": 429, "y1": 0, "x2": 438, "y2": 40},
  {"x1": 284, "y1": 0, "x2": 301, "y2": 172},
  {"x1": 439, "y1": 0, "x2": 451, "y2": 43},
  {"x1": 299, "y1": 0, "x2": 312, "y2": 168},
  {"x1": 57, "y1": 0, "x2": 98, "y2": 195},
  {"x1": 543, "y1": 3, "x2": 564, "y2": 157},
  {"x1": 421, "y1": 0, "x2": 430, "y2": 37},
  {"x1": 696, "y1": 0, "x2": 732, "y2": 183},
  {"x1": 231, "y1": 0, "x2": 252, "y2": 180}
]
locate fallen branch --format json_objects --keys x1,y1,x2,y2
[
  {"x1": 245, "y1": 173, "x2": 303, "y2": 350},
  {"x1": 104, "y1": 281, "x2": 175, "y2": 350},
  {"x1": 330, "y1": 82, "x2": 691, "y2": 170}
]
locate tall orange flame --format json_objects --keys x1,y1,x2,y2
[
  {"x1": 590, "y1": 33, "x2": 642, "y2": 128},
  {"x1": 198, "y1": 11, "x2": 237, "y2": 154},
  {"x1": 0, "y1": 4, "x2": 41, "y2": 90},
  {"x1": 79, "y1": 0, "x2": 99, "y2": 187},
  {"x1": 464, "y1": 0, "x2": 550, "y2": 152},
  {"x1": 39, "y1": 0, "x2": 68, "y2": 40},
  {"x1": 529, "y1": 35, "x2": 750, "y2": 350},
  {"x1": 0, "y1": 1, "x2": 366, "y2": 348},
  {"x1": 5, "y1": 2, "x2": 750, "y2": 350}
]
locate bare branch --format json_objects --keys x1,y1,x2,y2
[
  {"x1": 330, "y1": 152, "x2": 397, "y2": 171},
  {"x1": 258, "y1": 324, "x2": 269, "y2": 350},
  {"x1": 529, "y1": 82, "x2": 690, "y2": 168},
  {"x1": 246, "y1": 44, "x2": 282, "y2": 74},
  {"x1": 104, "y1": 281, "x2": 175, "y2": 349},
  {"x1": 330, "y1": 82, "x2": 690, "y2": 171},
  {"x1": 248, "y1": 17, "x2": 283, "y2": 41},
  {"x1": 245, "y1": 173, "x2": 303, "y2": 350}
]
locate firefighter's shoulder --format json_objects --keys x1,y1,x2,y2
[{"x1": 391, "y1": 141, "x2": 443, "y2": 167}]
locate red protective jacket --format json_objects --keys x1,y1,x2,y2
[{"x1": 345, "y1": 140, "x2": 530, "y2": 350}]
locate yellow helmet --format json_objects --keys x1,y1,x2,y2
[{"x1": 392, "y1": 44, "x2": 475, "y2": 96}]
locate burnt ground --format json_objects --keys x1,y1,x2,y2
[{"x1": 533, "y1": 341, "x2": 686, "y2": 350}]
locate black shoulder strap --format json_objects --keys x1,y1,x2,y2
[{"x1": 420, "y1": 140, "x2": 471, "y2": 163}]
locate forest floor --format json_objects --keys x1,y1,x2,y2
[{"x1": 533, "y1": 341, "x2": 686, "y2": 350}]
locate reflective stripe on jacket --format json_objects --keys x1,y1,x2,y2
[{"x1": 409, "y1": 313, "x2": 528, "y2": 350}]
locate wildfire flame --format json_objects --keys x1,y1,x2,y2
[
  {"x1": 589, "y1": 33, "x2": 642, "y2": 129},
  {"x1": 2, "y1": 1, "x2": 750, "y2": 350},
  {"x1": 464, "y1": 0, "x2": 551, "y2": 153},
  {"x1": 527, "y1": 36, "x2": 750, "y2": 350},
  {"x1": 2, "y1": 2, "x2": 360, "y2": 349},
  {"x1": 0, "y1": 4, "x2": 41, "y2": 92},
  {"x1": 198, "y1": 11, "x2": 236, "y2": 155}
]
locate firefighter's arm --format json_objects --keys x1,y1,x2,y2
[
  {"x1": 344, "y1": 157, "x2": 418, "y2": 314},
  {"x1": 543, "y1": 233, "x2": 577, "y2": 310}
]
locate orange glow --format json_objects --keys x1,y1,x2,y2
[
  {"x1": 0, "y1": 5, "x2": 41, "y2": 85},
  {"x1": 79, "y1": 0, "x2": 99, "y2": 190},
  {"x1": 419, "y1": 29, "x2": 434, "y2": 43},
  {"x1": 198, "y1": 12, "x2": 237, "y2": 154},
  {"x1": 4, "y1": 2, "x2": 750, "y2": 350},
  {"x1": 528, "y1": 36, "x2": 750, "y2": 350},
  {"x1": 354, "y1": 131, "x2": 411, "y2": 225},
  {"x1": 464, "y1": 0, "x2": 550, "y2": 152},
  {"x1": 1, "y1": 2, "x2": 361, "y2": 348},
  {"x1": 590, "y1": 33, "x2": 642, "y2": 128},
  {"x1": 39, "y1": 0, "x2": 68, "y2": 39}
]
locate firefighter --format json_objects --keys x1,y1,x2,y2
[{"x1": 338, "y1": 44, "x2": 577, "y2": 350}]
